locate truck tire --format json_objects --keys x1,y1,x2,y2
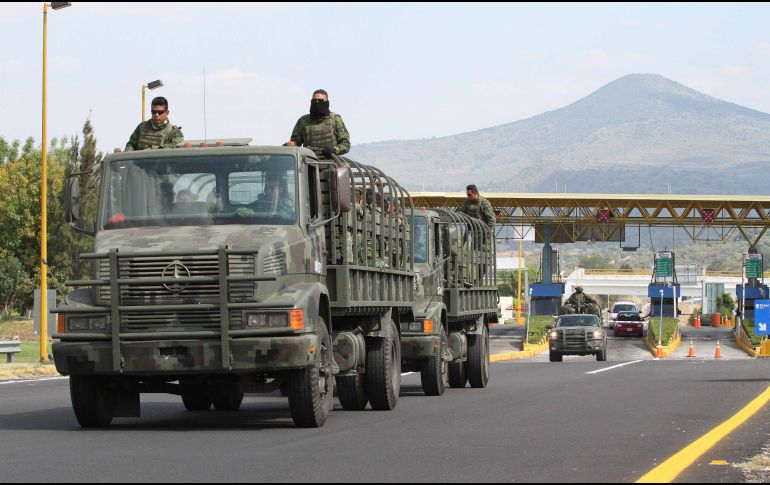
[
  {"x1": 180, "y1": 379, "x2": 212, "y2": 411},
  {"x1": 549, "y1": 351, "x2": 563, "y2": 362},
  {"x1": 211, "y1": 383, "x2": 244, "y2": 411},
  {"x1": 421, "y1": 326, "x2": 448, "y2": 396},
  {"x1": 70, "y1": 375, "x2": 115, "y2": 427},
  {"x1": 336, "y1": 374, "x2": 368, "y2": 410},
  {"x1": 287, "y1": 319, "x2": 333, "y2": 427},
  {"x1": 366, "y1": 319, "x2": 401, "y2": 410},
  {"x1": 467, "y1": 324, "x2": 489, "y2": 388},
  {"x1": 448, "y1": 361, "x2": 467, "y2": 388},
  {"x1": 596, "y1": 345, "x2": 608, "y2": 362}
]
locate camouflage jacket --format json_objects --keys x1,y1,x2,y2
[
  {"x1": 458, "y1": 195, "x2": 496, "y2": 229},
  {"x1": 290, "y1": 112, "x2": 350, "y2": 155},
  {"x1": 125, "y1": 120, "x2": 184, "y2": 151}
]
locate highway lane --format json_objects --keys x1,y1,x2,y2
[{"x1": 1, "y1": 356, "x2": 768, "y2": 482}]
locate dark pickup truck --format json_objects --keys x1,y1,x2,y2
[{"x1": 547, "y1": 314, "x2": 607, "y2": 362}]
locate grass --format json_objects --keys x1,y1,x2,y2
[
  {"x1": 647, "y1": 317, "x2": 679, "y2": 346},
  {"x1": 526, "y1": 315, "x2": 556, "y2": 345}
]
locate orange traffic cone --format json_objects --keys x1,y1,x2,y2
[
  {"x1": 687, "y1": 340, "x2": 696, "y2": 358},
  {"x1": 714, "y1": 340, "x2": 722, "y2": 359},
  {"x1": 694, "y1": 315, "x2": 701, "y2": 328},
  {"x1": 656, "y1": 344, "x2": 663, "y2": 358}
]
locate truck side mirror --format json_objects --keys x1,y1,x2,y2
[
  {"x1": 545, "y1": 324, "x2": 554, "y2": 330},
  {"x1": 64, "y1": 175, "x2": 81, "y2": 223},
  {"x1": 332, "y1": 167, "x2": 351, "y2": 213}
]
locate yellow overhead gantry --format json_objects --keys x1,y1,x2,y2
[{"x1": 411, "y1": 192, "x2": 770, "y2": 247}]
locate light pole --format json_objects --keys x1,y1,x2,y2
[
  {"x1": 525, "y1": 287, "x2": 533, "y2": 344},
  {"x1": 141, "y1": 79, "x2": 163, "y2": 122},
  {"x1": 658, "y1": 288, "x2": 664, "y2": 350},
  {"x1": 517, "y1": 239, "x2": 524, "y2": 324},
  {"x1": 40, "y1": 1, "x2": 71, "y2": 363}
]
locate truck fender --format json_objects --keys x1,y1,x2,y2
[{"x1": 257, "y1": 282, "x2": 331, "y2": 333}]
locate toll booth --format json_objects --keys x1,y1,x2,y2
[
  {"x1": 649, "y1": 251, "x2": 679, "y2": 317},
  {"x1": 736, "y1": 252, "x2": 768, "y2": 321},
  {"x1": 530, "y1": 243, "x2": 564, "y2": 316}
]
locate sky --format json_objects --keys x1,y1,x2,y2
[{"x1": 2, "y1": 2, "x2": 770, "y2": 154}]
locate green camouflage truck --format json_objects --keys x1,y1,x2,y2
[
  {"x1": 401, "y1": 209, "x2": 498, "y2": 396},
  {"x1": 54, "y1": 142, "x2": 414, "y2": 428}
]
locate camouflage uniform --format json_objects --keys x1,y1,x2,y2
[
  {"x1": 290, "y1": 112, "x2": 350, "y2": 156},
  {"x1": 457, "y1": 195, "x2": 496, "y2": 231},
  {"x1": 125, "y1": 120, "x2": 184, "y2": 151},
  {"x1": 561, "y1": 289, "x2": 601, "y2": 317}
]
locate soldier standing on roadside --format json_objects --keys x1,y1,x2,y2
[
  {"x1": 125, "y1": 96, "x2": 184, "y2": 151},
  {"x1": 287, "y1": 89, "x2": 350, "y2": 157}
]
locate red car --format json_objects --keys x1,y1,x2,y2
[{"x1": 614, "y1": 312, "x2": 644, "y2": 337}]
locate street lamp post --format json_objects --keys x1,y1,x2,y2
[
  {"x1": 658, "y1": 288, "x2": 664, "y2": 350},
  {"x1": 40, "y1": 1, "x2": 71, "y2": 363},
  {"x1": 525, "y1": 287, "x2": 533, "y2": 345},
  {"x1": 517, "y1": 239, "x2": 523, "y2": 324},
  {"x1": 142, "y1": 79, "x2": 163, "y2": 122}
]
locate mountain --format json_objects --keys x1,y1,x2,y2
[{"x1": 348, "y1": 74, "x2": 770, "y2": 194}]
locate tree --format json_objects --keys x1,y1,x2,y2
[{"x1": 0, "y1": 250, "x2": 31, "y2": 316}]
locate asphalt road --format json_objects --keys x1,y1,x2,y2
[{"x1": 1, "y1": 332, "x2": 768, "y2": 483}]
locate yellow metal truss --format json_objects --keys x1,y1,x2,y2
[{"x1": 412, "y1": 192, "x2": 770, "y2": 245}]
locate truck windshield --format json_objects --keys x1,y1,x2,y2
[
  {"x1": 556, "y1": 316, "x2": 599, "y2": 327},
  {"x1": 102, "y1": 154, "x2": 297, "y2": 229},
  {"x1": 409, "y1": 216, "x2": 428, "y2": 263}
]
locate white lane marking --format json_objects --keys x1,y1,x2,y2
[
  {"x1": 0, "y1": 376, "x2": 68, "y2": 385},
  {"x1": 586, "y1": 360, "x2": 643, "y2": 375}
]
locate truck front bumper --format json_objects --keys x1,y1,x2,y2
[{"x1": 53, "y1": 335, "x2": 318, "y2": 376}]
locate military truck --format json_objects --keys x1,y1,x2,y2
[
  {"x1": 53, "y1": 142, "x2": 414, "y2": 428},
  {"x1": 401, "y1": 209, "x2": 498, "y2": 396}
]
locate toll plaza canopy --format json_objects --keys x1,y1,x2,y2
[{"x1": 412, "y1": 192, "x2": 770, "y2": 246}]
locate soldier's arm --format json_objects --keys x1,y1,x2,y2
[
  {"x1": 334, "y1": 115, "x2": 351, "y2": 155},
  {"x1": 290, "y1": 119, "x2": 304, "y2": 146},
  {"x1": 124, "y1": 124, "x2": 141, "y2": 151},
  {"x1": 482, "y1": 199, "x2": 496, "y2": 227},
  {"x1": 160, "y1": 126, "x2": 184, "y2": 149}
]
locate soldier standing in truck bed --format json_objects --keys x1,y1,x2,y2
[
  {"x1": 457, "y1": 184, "x2": 496, "y2": 231},
  {"x1": 125, "y1": 96, "x2": 184, "y2": 151},
  {"x1": 288, "y1": 89, "x2": 350, "y2": 157}
]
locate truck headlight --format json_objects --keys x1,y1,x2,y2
[
  {"x1": 67, "y1": 316, "x2": 109, "y2": 331},
  {"x1": 593, "y1": 331, "x2": 603, "y2": 338},
  {"x1": 549, "y1": 331, "x2": 559, "y2": 339},
  {"x1": 244, "y1": 312, "x2": 289, "y2": 328},
  {"x1": 400, "y1": 322, "x2": 424, "y2": 332}
]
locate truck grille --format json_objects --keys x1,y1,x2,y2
[
  {"x1": 562, "y1": 329, "x2": 587, "y2": 351},
  {"x1": 122, "y1": 310, "x2": 243, "y2": 331},
  {"x1": 98, "y1": 254, "x2": 256, "y2": 305}
]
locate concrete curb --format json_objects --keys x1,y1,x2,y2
[
  {"x1": 490, "y1": 337, "x2": 548, "y2": 362},
  {"x1": 735, "y1": 324, "x2": 759, "y2": 357},
  {"x1": 644, "y1": 325, "x2": 682, "y2": 358}
]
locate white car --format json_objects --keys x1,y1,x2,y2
[{"x1": 609, "y1": 301, "x2": 640, "y2": 328}]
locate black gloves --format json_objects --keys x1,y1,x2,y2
[{"x1": 320, "y1": 147, "x2": 333, "y2": 156}]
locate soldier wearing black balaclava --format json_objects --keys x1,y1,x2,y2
[{"x1": 288, "y1": 89, "x2": 350, "y2": 157}]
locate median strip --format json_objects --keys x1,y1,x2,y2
[
  {"x1": 636, "y1": 384, "x2": 770, "y2": 483},
  {"x1": 490, "y1": 338, "x2": 548, "y2": 362}
]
